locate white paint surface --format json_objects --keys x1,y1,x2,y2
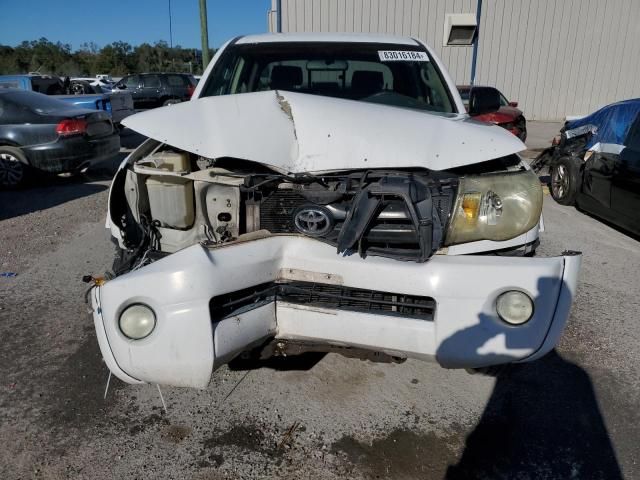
[
  {"x1": 123, "y1": 90, "x2": 525, "y2": 174},
  {"x1": 93, "y1": 236, "x2": 580, "y2": 387}
]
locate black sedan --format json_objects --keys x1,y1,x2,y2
[
  {"x1": 0, "y1": 89, "x2": 120, "y2": 188},
  {"x1": 533, "y1": 99, "x2": 640, "y2": 237}
]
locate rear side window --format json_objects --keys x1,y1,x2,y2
[
  {"x1": 142, "y1": 75, "x2": 162, "y2": 88},
  {"x1": 166, "y1": 75, "x2": 188, "y2": 87},
  {"x1": 31, "y1": 77, "x2": 64, "y2": 95},
  {"x1": 458, "y1": 88, "x2": 508, "y2": 107}
]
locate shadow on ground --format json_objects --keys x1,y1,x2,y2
[
  {"x1": 441, "y1": 277, "x2": 622, "y2": 479},
  {"x1": 330, "y1": 351, "x2": 622, "y2": 480},
  {"x1": 0, "y1": 128, "x2": 147, "y2": 220},
  {"x1": 575, "y1": 206, "x2": 640, "y2": 243},
  {"x1": 228, "y1": 352, "x2": 326, "y2": 371},
  {"x1": 118, "y1": 128, "x2": 147, "y2": 150},
  {"x1": 446, "y1": 350, "x2": 622, "y2": 479},
  {"x1": 0, "y1": 175, "x2": 109, "y2": 220},
  {"x1": 333, "y1": 276, "x2": 622, "y2": 479}
]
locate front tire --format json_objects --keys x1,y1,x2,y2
[
  {"x1": 550, "y1": 157, "x2": 580, "y2": 206},
  {"x1": 0, "y1": 146, "x2": 29, "y2": 188}
]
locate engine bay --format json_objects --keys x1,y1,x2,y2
[{"x1": 109, "y1": 140, "x2": 529, "y2": 274}]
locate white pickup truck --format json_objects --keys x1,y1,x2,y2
[{"x1": 90, "y1": 33, "x2": 581, "y2": 388}]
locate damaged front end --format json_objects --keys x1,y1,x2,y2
[
  {"x1": 109, "y1": 143, "x2": 541, "y2": 269},
  {"x1": 91, "y1": 91, "x2": 579, "y2": 389},
  {"x1": 113, "y1": 156, "x2": 459, "y2": 265}
]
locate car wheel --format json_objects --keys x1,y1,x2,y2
[
  {"x1": 163, "y1": 98, "x2": 180, "y2": 107},
  {"x1": 0, "y1": 146, "x2": 29, "y2": 188},
  {"x1": 550, "y1": 157, "x2": 580, "y2": 206}
]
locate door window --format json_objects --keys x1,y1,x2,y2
[
  {"x1": 142, "y1": 75, "x2": 161, "y2": 88},
  {"x1": 123, "y1": 75, "x2": 140, "y2": 88}
]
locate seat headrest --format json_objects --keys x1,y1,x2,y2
[
  {"x1": 270, "y1": 65, "x2": 303, "y2": 91},
  {"x1": 351, "y1": 71, "x2": 384, "y2": 95}
]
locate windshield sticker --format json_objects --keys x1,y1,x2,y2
[{"x1": 378, "y1": 50, "x2": 429, "y2": 62}]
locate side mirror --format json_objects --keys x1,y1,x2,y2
[
  {"x1": 508, "y1": 101, "x2": 519, "y2": 108},
  {"x1": 468, "y1": 86, "x2": 501, "y2": 116},
  {"x1": 116, "y1": 84, "x2": 126, "y2": 90}
]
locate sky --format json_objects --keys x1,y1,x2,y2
[{"x1": 0, "y1": 0, "x2": 272, "y2": 50}]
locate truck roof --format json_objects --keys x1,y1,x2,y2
[{"x1": 236, "y1": 32, "x2": 420, "y2": 46}]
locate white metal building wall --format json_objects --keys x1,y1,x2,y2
[{"x1": 269, "y1": 0, "x2": 640, "y2": 120}]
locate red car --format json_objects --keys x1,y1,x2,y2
[{"x1": 458, "y1": 85, "x2": 527, "y2": 141}]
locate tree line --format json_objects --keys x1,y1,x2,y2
[{"x1": 0, "y1": 38, "x2": 216, "y2": 77}]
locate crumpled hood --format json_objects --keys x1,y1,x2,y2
[{"x1": 122, "y1": 90, "x2": 525, "y2": 173}]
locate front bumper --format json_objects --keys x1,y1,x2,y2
[{"x1": 92, "y1": 236, "x2": 581, "y2": 388}]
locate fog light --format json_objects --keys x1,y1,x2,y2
[
  {"x1": 496, "y1": 291, "x2": 533, "y2": 325},
  {"x1": 119, "y1": 304, "x2": 156, "y2": 339}
]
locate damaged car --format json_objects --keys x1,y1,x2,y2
[
  {"x1": 89, "y1": 34, "x2": 581, "y2": 389},
  {"x1": 533, "y1": 98, "x2": 640, "y2": 236},
  {"x1": 458, "y1": 85, "x2": 527, "y2": 141}
]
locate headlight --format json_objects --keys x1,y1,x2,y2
[
  {"x1": 496, "y1": 290, "x2": 534, "y2": 325},
  {"x1": 119, "y1": 304, "x2": 156, "y2": 339},
  {"x1": 445, "y1": 169, "x2": 542, "y2": 245}
]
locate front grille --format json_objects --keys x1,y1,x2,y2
[
  {"x1": 258, "y1": 188, "x2": 427, "y2": 249},
  {"x1": 257, "y1": 182, "x2": 455, "y2": 262},
  {"x1": 260, "y1": 188, "x2": 453, "y2": 236},
  {"x1": 259, "y1": 190, "x2": 306, "y2": 233},
  {"x1": 210, "y1": 280, "x2": 435, "y2": 321},
  {"x1": 210, "y1": 283, "x2": 277, "y2": 319}
]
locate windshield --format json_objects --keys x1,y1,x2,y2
[{"x1": 200, "y1": 42, "x2": 456, "y2": 113}]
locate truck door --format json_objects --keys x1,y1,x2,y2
[
  {"x1": 139, "y1": 75, "x2": 163, "y2": 108},
  {"x1": 115, "y1": 75, "x2": 142, "y2": 107},
  {"x1": 583, "y1": 150, "x2": 615, "y2": 209},
  {"x1": 611, "y1": 113, "x2": 640, "y2": 231}
]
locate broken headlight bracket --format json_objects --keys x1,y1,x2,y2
[{"x1": 336, "y1": 175, "x2": 449, "y2": 262}]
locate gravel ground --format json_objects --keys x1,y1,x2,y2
[{"x1": 0, "y1": 155, "x2": 638, "y2": 479}]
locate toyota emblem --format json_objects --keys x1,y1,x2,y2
[{"x1": 293, "y1": 206, "x2": 334, "y2": 236}]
